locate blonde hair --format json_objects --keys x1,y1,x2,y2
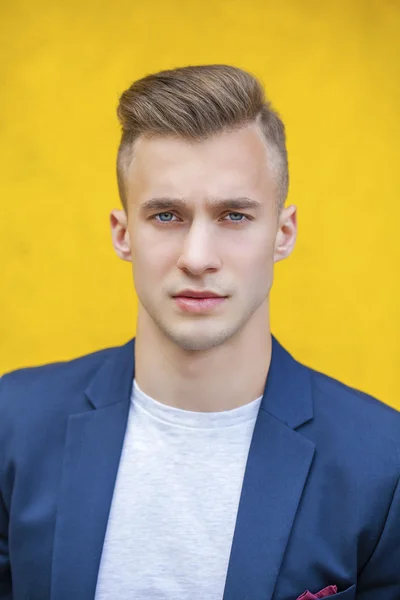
[{"x1": 116, "y1": 64, "x2": 288, "y2": 210}]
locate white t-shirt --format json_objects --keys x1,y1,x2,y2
[{"x1": 95, "y1": 379, "x2": 262, "y2": 600}]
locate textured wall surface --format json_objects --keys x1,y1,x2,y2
[{"x1": 1, "y1": 0, "x2": 399, "y2": 409}]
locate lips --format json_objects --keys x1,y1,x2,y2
[
  {"x1": 173, "y1": 295, "x2": 226, "y2": 313},
  {"x1": 174, "y1": 290, "x2": 224, "y2": 299}
]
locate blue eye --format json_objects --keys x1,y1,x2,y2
[
  {"x1": 155, "y1": 212, "x2": 175, "y2": 222},
  {"x1": 228, "y1": 212, "x2": 246, "y2": 222}
]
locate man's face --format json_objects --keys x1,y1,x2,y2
[{"x1": 111, "y1": 123, "x2": 296, "y2": 351}]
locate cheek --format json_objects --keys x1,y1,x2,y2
[
  {"x1": 229, "y1": 234, "x2": 274, "y2": 273},
  {"x1": 131, "y1": 232, "x2": 178, "y2": 278}
]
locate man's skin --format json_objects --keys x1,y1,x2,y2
[{"x1": 110, "y1": 122, "x2": 297, "y2": 412}]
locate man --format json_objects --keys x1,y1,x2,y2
[{"x1": 0, "y1": 65, "x2": 399, "y2": 600}]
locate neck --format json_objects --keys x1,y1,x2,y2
[{"x1": 134, "y1": 302, "x2": 272, "y2": 412}]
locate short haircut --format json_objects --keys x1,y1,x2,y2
[{"x1": 116, "y1": 64, "x2": 289, "y2": 211}]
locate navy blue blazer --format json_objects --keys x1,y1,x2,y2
[{"x1": 0, "y1": 336, "x2": 399, "y2": 600}]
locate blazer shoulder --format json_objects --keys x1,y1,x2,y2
[
  {"x1": 307, "y1": 365, "x2": 400, "y2": 468},
  {"x1": 0, "y1": 342, "x2": 121, "y2": 415},
  {"x1": 311, "y1": 366, "x2": 400, "y2": 422}
]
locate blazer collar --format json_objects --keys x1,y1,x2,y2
[
  {"x1": 261, "y1": 335, "x2": 313, "y2": 429},
  {"x1": 85, "y1": 334, "x2": 313, "y2": 430},
  {"x1": 85, "y1": 338, "x2": 135, "y2": 410}
]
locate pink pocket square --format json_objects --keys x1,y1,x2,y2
[{"x1": 296, "y1": 585, "x2": 338, "y2": 599}]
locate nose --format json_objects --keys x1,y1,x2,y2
[{"x1": 176, "y1": 221, "x2": 221, "y2": 275}]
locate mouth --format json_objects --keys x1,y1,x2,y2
[
  {"x1": 172, "y1": 293, "x2": 227, "y2": 313},
  {"x1": 173, "y1": 289, "x2": 225, "y2": 299}
]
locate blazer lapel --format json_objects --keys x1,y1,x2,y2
[
  {"x1": 223, "y1": 336, "x2": 316, "y2": 600},
  {"x1": 50, "y1": 339, "x2": 135, "y2": 600}
]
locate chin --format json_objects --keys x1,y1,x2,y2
[{"x1": 163, "y1": 324, "x2": 236, "y2": 352}]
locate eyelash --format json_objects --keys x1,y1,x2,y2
[{"x1": 151, "y1": 212, "x2": 250, "y2": 225}]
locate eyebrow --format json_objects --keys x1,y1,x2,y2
[{"x1": 140, "y1": 197, "x2": 262, "y2": 213}]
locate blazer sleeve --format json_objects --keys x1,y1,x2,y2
[
  {"x1": 357, "y1": 475, "x2": 400, "y2": 599},
  {"x1": 0, "y1": 377, "x2": 13, "y2": 599}
]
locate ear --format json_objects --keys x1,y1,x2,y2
[
  {"x1": 110, "y1": 209, "x2": 132, "y2": 262},
  {"x1": 273, "y1": 205, "x2": 297, "y2": 263}
]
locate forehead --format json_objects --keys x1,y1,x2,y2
[{"x1": 125, "y1": 123, "x2": 274, "y2": 203}]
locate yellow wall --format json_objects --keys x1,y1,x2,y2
[{"x1": 1, "y1": 0, "x2": 399, "y2": 410}]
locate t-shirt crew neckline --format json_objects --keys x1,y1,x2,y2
[{"x1": 132, "y1": 379, "x2": 263, "y2": 430}]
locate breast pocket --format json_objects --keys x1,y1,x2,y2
[{"x1": 327, "y1": 584, "x2": 356, "y2": 598}]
